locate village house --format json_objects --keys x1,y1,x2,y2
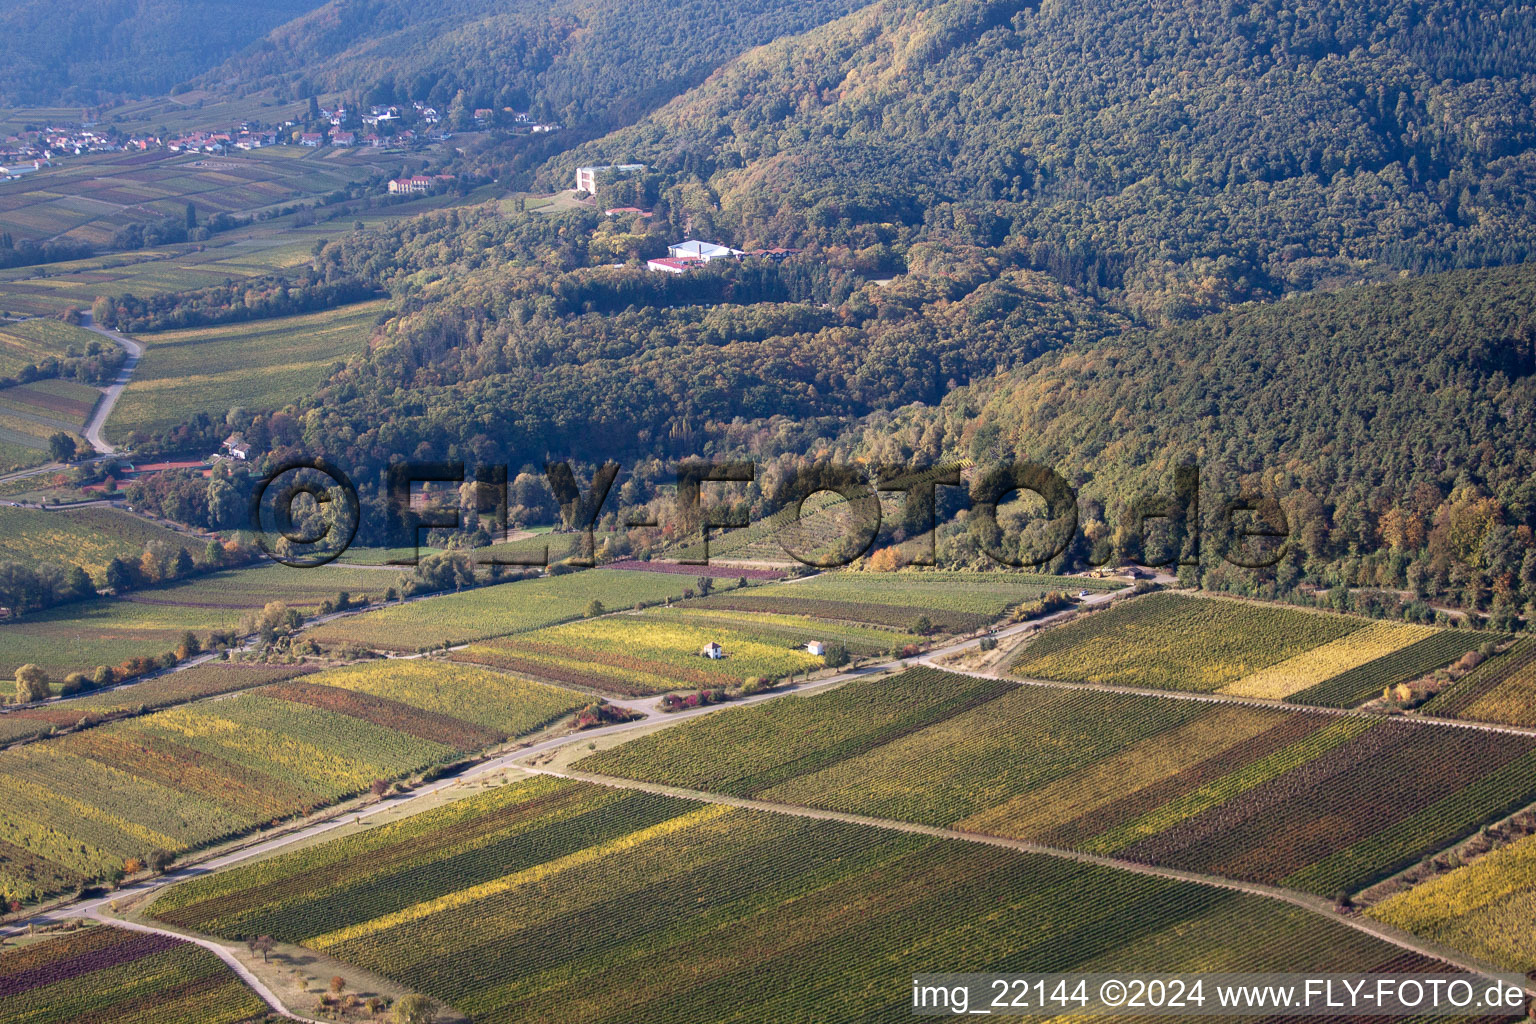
[
  {"x1": 299, "y1": 132, "x2": 324, "y2": 147},
  {"x1": 331, "y1": 131, "x2": 356, "y2": 147},
  {"x1": 221, "y1": 434, "x2": 250, "y2": 460}
]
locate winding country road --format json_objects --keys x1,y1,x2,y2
[{"x1": 79, "y1": 312, "x2": 143, "y2": 455}]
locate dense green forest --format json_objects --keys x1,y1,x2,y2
[
  {"x1": 948, "y1": 264, "x2": 1536, "y2": 621},
  {"x1": 199, "y1": 0, "x2": 870, "y2": 148},
  {"x1": 553, "y1": 0, "x2": 1536, "y2": 319},
  {"x1": 69, "y1": 0, "x2": 1536, "y2": 624},
  {"x1": 0, "y1": 0, "x2": 324, "y2": 105}
]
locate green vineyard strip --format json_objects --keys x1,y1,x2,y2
[{"x1": 1288, "y1": 631, "x2": 1489, "y2": 708}]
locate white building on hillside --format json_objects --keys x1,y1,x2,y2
[
  {"x1": 668, "y1": 239, "x2": 742, "y2": 262},
  {"x1": 574, "y1": 163, "x2": 646, "y2": 193}
]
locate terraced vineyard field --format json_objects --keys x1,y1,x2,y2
[
  {"x1": 0, "y1": 660, "x2": 582, "y2": 903},
  {"x1": 0, "y1": 505, "x2": 202, "y2": 579},
  {"x1": 0, "y1": 562, "x2": 406, "y2": 680},
  {"x1": 582, "y1": 668, "x2": 1536, "y2": 896},
  {"x1": 308, "y1": 568, "x2": 691, "y2": 653},
  {"x1": 690, "y1": 570, "x2": 1109, "y2": 633},
  {"x1": 149, "y1": 775, "x2": 1464, "y2": 1024},
  {"x1": 1287, "y1": 630, "x2": 1494, "y2": 709},
  {"x1": 105, "y1": 300, "x2": 387, "y2": 442},
  {"x1": 451, "y1": 610, "x2": 842, "y2": 696},
  {"x1": 0, "y1": 662, "x2": 314, "y2": 746},
  {"x1": 1370, "y1": 831, "x2": 1536, "y2": 975},
  {"x1": 1010, "y1": 593, "x2": 1362, "y2": 691},
  {"x1": 1422, "y1": 638, "x2": 1536, "y2": 727},
  {"x1": 0, "y1": 925, "x2": 265, "y2": 1024}
]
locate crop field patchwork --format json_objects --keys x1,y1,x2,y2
[
  {"x1": 0, "y1": 925, "x2": 265, "y2": 1024},
  {"x1": 0, "y1": 505, "x2": 202, "y2": 579},
  {"x1": 691, "y1": 570, "x2": 1109, "y2": 633},
  {"x1": 302, "y1": 660, "x2": 586, "y2": 738},
  {"x1": 452, "y1": 612, "x2": 834, "y2": 696},
  {"x1": 0, "y1": 563, "x2": 412, "y2": 680},
  {"x1": 0, "y1": 148, "x2": 398, "y2": 252},
  {"x1": 1369, "y1": 831, "x2": 1536, "y2": 975},
  {"x1": 0, "y1": 663, "x2": 314, "y2": 746},
  {"x1": 148, "y1": 775, "x2": 1466, "y2": 1024},
  {"x1": 1420, "y1": 638, "x2": 1536, "y2": 727},
  {"x1": 308, "y1": 568, "x2": 692, "y2": 653},
  {"x1": 0, "y1": 378, "x2": 100, "y2": 464},
  {"x1": 581, "y1": 668, "x2": 1536, "y2": 896},
  {"x1": 106, "y1": 300, "x2": 387, "y2": 440},
  {"x1": 1218, "y1": 621, "x2": 1442, "y2": 699},
  {"x1": 1010, "y1": 593, "x2": 1362, "y2": 691},
  {"x1": 1285, "y1": 630, "x2": 1493, "y2": 708},
  {"x1": 0, "y1": 660, "x2": 583, "y2": 903}
]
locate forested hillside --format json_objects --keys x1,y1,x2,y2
[
  {"x1": 199, "y1": 0, "x2": 871, "y2": 140},
  {"x1": 559, "y1": 0, "x2": 1536, "y2": 320},
  {"x1": 951, "y1": 263, "x2": 1536, "y2": 616},
  {"x1": 0, "y1": 0, "x2": 324, "y2": 105}
]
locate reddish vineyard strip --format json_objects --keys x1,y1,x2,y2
[
  {"x1": 0, "y1": 932, "x2": 177, "y2": 998},
  {"x1": 0, "y1": 925, "x2": 266, "y2": 1024},
  {"x1": 265, "y1": 681, "x2": 505, "y2": 750}
]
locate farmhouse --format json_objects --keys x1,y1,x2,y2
[
  {"x1": 574, "y1": 163, "x2": 646, "y2": 193},
  {"x1": 390, "y1": 176, "x2": 445, "y2": 196},
  {"x1": 221, "y1": 434, "x2": 250, "y2": 460},
  {"x1": 299, "y1": 132, "x2": 324, "y2": 147},
  {"x1": 331, "y1": 131, "x2": 356, "y2": 147},
  {"x1": 699, "y1": 642, "x2": 724, "y2": 660}
]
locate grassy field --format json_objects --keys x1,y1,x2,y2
[
  {"x1": 105, "y1": 299, "x2": 387, "y2": 439},
  {"x1": 1370, "y1": 831, "x2": 1536, "y2": 975},
  {"x1": 307, "y1": 568, "x2": 693, "y2": 653},
  {"x1": 690, "y1": 569, "x2": 1112, "y2": 633},
  {"x1": 582, "y1": 667, "x2": 1536, "y2": 896},
  {"x1": 0, "y1": 659, "x2": 584, "y2": 903},
  {"x1": 0, "y1": 317, "x2": 97, "y2": 373},
  {"x1": 0, "y1": 924, "x2": 265, "y2": 1024},
  {"x1": 0, "y1": 562, "x2": 406, "y2": 681},
  {"x1": 0, "y1": 505, "x2": 201, "y2": 579},
  {"x1": 147, "y1": 774, "x2": 1461, "y2": 1024}
]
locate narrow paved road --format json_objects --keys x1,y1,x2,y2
[
  {"x1": 80, "y1": 910, "x2": 325, "y2": 1024},
  {"x1": 79, "y1": 313, "x2": 143, "y2": 455}
]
